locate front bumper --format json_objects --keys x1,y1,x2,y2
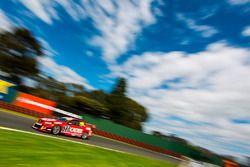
[{"x1": 32, "y1": 122, "x2": 52, "y2": 132}]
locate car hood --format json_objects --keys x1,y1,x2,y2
[{"x1": 40, "y1": 118, "x2": 57, "y2": 122}]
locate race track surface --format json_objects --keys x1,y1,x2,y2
[{"x1": 0, "y1": 110, "x2": 181, "y2": 164}]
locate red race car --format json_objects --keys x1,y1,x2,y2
[{"x1": 32, "y1": 117, "x2": 95, "y2": 140}]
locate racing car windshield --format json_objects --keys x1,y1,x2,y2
[{"x1": 56, "y1": 117, "x2": 67, "y2": 122}]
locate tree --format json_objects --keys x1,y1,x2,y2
[
  {"x1": 87, "y1": 90, "x2": 109, "y2": 106},
  {"x1": 111, "y1": 77, "x2": 126, "y2": 96},
  {"x1": 67, "y1": 83, "x2": 85, "y2": 96},
  {"x1": 72, "y1": 96, "x2": 110, "y2": 116},
  {"x1": 106, "y1": 78, "x2": 148, "y2": 130},
  {"x1": 123, "y1": 97, "x2": 148, "y2": 130},
  {"x1": 20, "y1": 76, "x2": 68, "y2": 102},
  {"x1": 0, "y1": 28, "x2": 42, "y2": 83},
  {"x1": 107, "y1": 78, "x2": 128, "y2": 123},
  {"x1": 125, "y1": 97, "x2": 148, "y2": 122}
]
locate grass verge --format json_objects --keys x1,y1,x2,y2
[{"x1": 0, "y1": 129, "x2": 178, "y2": 167}]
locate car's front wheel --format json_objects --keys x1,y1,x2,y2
[
  {"x1": 82, "y1": 132, "x2": 88, "y2": 140},
  {"x1": 52, "y1": 125, "x2": 61, "y2": 135}
]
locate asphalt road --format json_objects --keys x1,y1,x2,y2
[{"x1": 0, "y1": 110, "x2": 181, "y2": 164}]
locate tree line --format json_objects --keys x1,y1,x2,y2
[{"x1": 0, "y1": 27, "x2": 148, "y2": 131}]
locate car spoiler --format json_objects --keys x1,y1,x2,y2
[{"x1": 86, "y1": 123, "x2": 96, "y2": 129}]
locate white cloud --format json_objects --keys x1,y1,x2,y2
[
  {"x1": 85, "y1": 50, "x2": 94, "y2": 57},
  {"x1": 37, "y1": 38, "x2": 58, "y2": 57},
  {"x1": 19, "y1": 0, "x2": 86, "y2": 24},
  {"x1": 37, "y1": 56, "x2": 93, "y2": 90},
  {"x1": 37, "y1": 38, "x2": 93, "y2": 90},
  {"x1": 0, "y1": 10, "x2": 13, "y2": 32},
  {"x1": 18, "y1": 0, "x2": 155, "y2": 64},
  {"x1": 228, "y1": 0, "x2": 250, "y2": 5},
  {"x1": 20, "y1": 0, "x2": 58, "y2": 24},
  {"x1": 177, "y1": 13, "x2": 218, "y2": 38},
  {"x1": 242, "y1": 26, "x2": 250, "y2": 37},
  {"x1": 82, "y1": 0, "x2": 156, "y2": 64},
  {"x1": 112, "y1": 41, "x2": 250, "y2": 156},
  {"x1": 55, "y1": 0, "x2": 87, "y2": 21}
]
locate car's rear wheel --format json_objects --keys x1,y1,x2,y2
[
  {"x1": 52, "y1": 125, "x2": 61, "y2": 135},
  {"x1": 82, "y1": 132, "x2": 88, "y2": 140}
]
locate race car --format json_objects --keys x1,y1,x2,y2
[{"x1": 32, "y1": 117, "x2": 95, "y2": 140}]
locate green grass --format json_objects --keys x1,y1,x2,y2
[{"x1": 0, "y1": 129, "x2": 178, "y2": 167}]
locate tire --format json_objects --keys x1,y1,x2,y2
[
  {"x1": 81, "y1": 132, "x2": 88, "y2": 140},
  {"x1": 52, "y1": 125, "x2": 61, "y2": 135}
]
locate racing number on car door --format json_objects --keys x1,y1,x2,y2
[
  {"x1": 62, "y1": 125, "x2": 70, "y2": 132},
  {"x1": 62, "y1": 120, "x2": 83, "y2": 134}
]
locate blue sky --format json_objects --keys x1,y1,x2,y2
[{"x1": 1, "y1": 0, "x2": 250, "y2": 161}]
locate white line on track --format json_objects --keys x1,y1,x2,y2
[{"x1": 0, "y1": 126, "x2": 127, "y2": 154}]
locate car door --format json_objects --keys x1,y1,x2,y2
[{"x1": 62, "y1": 120, "x2": 83, "y2": 137}]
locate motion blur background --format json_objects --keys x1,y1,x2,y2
[{"x1": 0, "y1": 0, "x2": 250, "y2": 166}]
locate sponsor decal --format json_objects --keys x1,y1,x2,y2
[
  {"x1": 41, "y1": 118, "x2": 56, "y2": 121},
  {"x1": 11, "y1": 91, "x2": 82, "y2": 118},
  {"x1": 62, "y1": 125, "x2": 70, "y2": 132},
  {"x1": 61, "y1": 125, "x2": 83, "y2": 134},
  {"x1": 13, "y1": 92, "x2": 56, "y2": 115},
  {"x1": 69, "y1": 127, "x2": 83, "y2": 134},
  {"x1": 0, "y1": 79, "x2": 16, "y2": 101},
  {"x1": 86, "y1": 127, "x2": 91, "y2": 131},
  {"x1": 0, "y1": 79, "x2": 15, "y2": 94}
]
